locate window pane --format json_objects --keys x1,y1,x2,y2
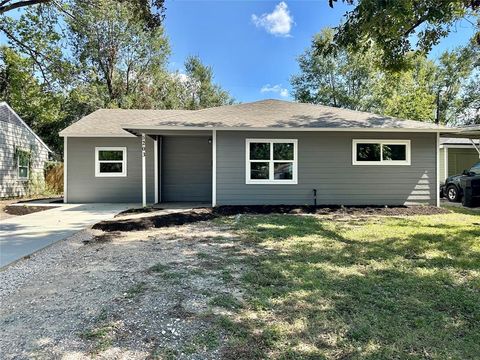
[
  {"x1": 273, "y1": 143, "x2": 294, "y2": 160},
  {"x1": 250, "y1": 162, "x2": 269, "y2": 179},
  {"x1": 356, "y1": 143, "x2": 381, "y2": 161},
  {"x1": 383, "y1": 144, "x2": 406, "y2": 161},
  {"x1": 99, "y1": 150, "x2": 123, "y2": 161},
  {"x1": 250, "y1": 143, "x2": 270, "y2": 160},
  {"x1": 100, "y1": 162, "x2": 123, "y2": 173},
  {"x1": 18, "y1": 166, "x2": 28, "y2": 178},
  {"x1": 471, "y1": 162, "x2": 480, "y2": 174},
  {"x1": 17, "y1": 151, "x2": 29, "y2": 166},
  {"x1": 274, "y1": 162, "x2": 293, "y2": 180}
]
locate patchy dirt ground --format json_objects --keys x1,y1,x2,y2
[
  {"x1": 0, "y1": 221, "x2": 250, "y2": 359},
  {"x1": 93, "y1": 205, "x2": 450, "y2": 232}
]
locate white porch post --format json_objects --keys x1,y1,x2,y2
[
  {"x1": 63, "y1": 136, "x2": 68, "y2": 203},
  {"x1": 212, "y1": 129, "x2": 217, "y2": 207},
  {"x1": 436, "y1": 132, "x2": 440, "y2": 207},
  {"x1": 142, "y1": 133, "x2": 147, "y2": 207},
  {"x1": 154, "y1": 136, "x2": 158, "y2": 204}
]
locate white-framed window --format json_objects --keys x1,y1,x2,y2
[
  {"x1": 246, "y1": 139, "x2": 298, "y2": 184},
  {"x1": 16, "y1": 148, "x2": 30, "y2": 180},
  {"x1": 95, "y1": 147, "x2": 127, "y2": 177},
  {"x1": 352, "y1": 139, "x2": 411, "y2": 165}
]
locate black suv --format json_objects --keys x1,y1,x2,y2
[{"x1": 442, "y1": 161, "x2": 480, "y2": 202}]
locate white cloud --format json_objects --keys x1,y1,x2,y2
[
  {"x1": 260, "y1": 84, "x2": 289, "y2": 98},
  {"x1": 251, "y1": 2, "x2": 293, "y2": 37}
]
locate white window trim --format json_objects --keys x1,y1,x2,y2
[
  {"x1": 95, "y1": 147, "x2": 127, "y2": 177},
  {"x1": 17, "y1": 150, "x2": 29, "y2": 180},
  {"x1": 352, "y1": 139, "x2": 411, "y2": 166},
  {"x1": 245, "y1": 139, "x2": 298, "y2": 184}
]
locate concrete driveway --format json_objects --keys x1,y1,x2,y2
[{"x1": 0, "y1": 203, "x2": 133, "y2": 268}]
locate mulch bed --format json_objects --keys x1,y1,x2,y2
[
  {"x1": 92, "y1": 205, "x2": 450, "y2": 232},
  {"x1": 3, "y1": 205, "x2": 57, "y2": 216}
]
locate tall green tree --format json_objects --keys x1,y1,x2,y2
[
  {"x1": 327, "y1": 0, "x2": 480, "y2": 70},
  {"x1": 67, "y1": 0, "x2": 170, "y2": 108},
  {"x1": 291, "y1": 28, "x2": 478, "y2": 124},
  {"x1": 183, "y1": 55, "x2": 234, "y2": 110}
]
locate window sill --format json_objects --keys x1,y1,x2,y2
[{"x1": 246, "y1": 180, "x2": 298, "y2": 185}]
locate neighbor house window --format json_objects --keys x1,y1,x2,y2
[
  {"x1": 246, "y1": 139, "x2": 297, "y2": 184},
  {"x1": 352, "y1": 140, "x2": 411, "y2": 165},
  {"x1": 17, "y1": 149, "x2": 30, "y2": 180},
  {"x1": 95, "y1": 147, "x2": 127, "y2": 177}
]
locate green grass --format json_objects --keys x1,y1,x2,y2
[
  {"x1": 214, "y1": 209, "x2": 480, "y2": 359},
  {"x1": 80, "y1": 323, "x2": 117, "y2": 353},
  {"x1": 209, "y1": 293, "x2": 243, "y2": 310},
  {"x1": 124, "y1": 282, "x2": 147, "y2": 299}
]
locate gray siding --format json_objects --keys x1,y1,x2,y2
[
  {"x1": 216, "y1": 131, "x2": 437, "y2": 206},
  {"x1": 67, "y1": 137, "x2": 155, "y2": 203},
  {"x1": 0, "y1": 105, "x2": 49, "y2": 198},
  {"x1": 161, "y1": 136, "x2": 212, "y2": 202}
]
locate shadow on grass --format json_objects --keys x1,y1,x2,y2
[{"x1": 214, "y1": 214, "x2": 480, "y2": 359}]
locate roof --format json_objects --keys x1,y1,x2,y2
[
  {"x1": 0, "y1": 102, "x2": 52, "y2": 152},
  {"x1": 59, "y1": 109, "x2": 192, "y2": 137},
  {"x1": 440, "y1": 138, "x2": 476, "y2": 145},
  {"x1": 60, "y1": 99, "x2": 445, "y2": 137}
]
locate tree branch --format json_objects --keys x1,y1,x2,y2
[{"x1": 0, "y1": 0, "x2": 50, "y2": 14}]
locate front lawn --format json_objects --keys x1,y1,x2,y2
[{"x1": 213, "y1": 210, "x2": 480, "y2": 359}]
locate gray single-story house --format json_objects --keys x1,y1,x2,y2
[
  {"x1": 0, "y1": 102, "x2": 51, "y2": 198},
  {"x1": 440, "y1": 138, "x2": 480, "y2": 182},
  {"x1": 59, "y1": 99, "x2": 479, "y2": 207}
]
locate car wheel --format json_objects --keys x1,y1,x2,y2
[{"x1": 446, "y1": 185, "x2": 460, "y2": 202}]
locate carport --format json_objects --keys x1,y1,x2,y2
[{"x1": 440, "y1": 126, "x2": 480, "y2": 182}]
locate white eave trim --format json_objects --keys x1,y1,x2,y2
[{"x1": 1, "y1": 102, "x2": 52, "y2": 152}]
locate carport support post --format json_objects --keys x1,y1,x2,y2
[
  {"x1": 436, "y1": 132, "x2": 440, "y2": 207},
  {"x1": 142, "y1": 133, "x2": 147, "y2": 208}
]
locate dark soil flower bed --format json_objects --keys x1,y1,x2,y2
[
  {"x1": 4, "y1": 205, "x2": 58, "y2": 216},
  {"x1": 92, "y1": 205, "x2": 450, "y2": 232}
]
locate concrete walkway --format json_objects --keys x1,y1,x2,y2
[{"x1": 0, "y1": 203, "x2": 133, "y2": 268}]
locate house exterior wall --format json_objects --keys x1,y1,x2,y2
[
  {"x1": 161, "y1": 135, "x2": 212, "y2": 202},
  {"x1": 447, "y1": 148, "x2": 479, "y2": 177},
  {"x1": 66, "y1": 137, "x2": 155, "y2": 203},
  {"x1": 216, "y1": 131, "x2": 437, "y2": 206},
  {"x1": 0, "y1": 106, "x2": 49, "y2": 198}
]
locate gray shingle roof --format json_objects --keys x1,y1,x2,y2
[
  {"x1": 59, "y1": 109, "x2": 192, "y2": 137},
  {"x1": 60, "y1": 99, "x2": 443, "y2": 137}
]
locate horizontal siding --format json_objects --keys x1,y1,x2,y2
[
  {"x1": 447, "y1": 148, "x2": 479, "y2": 177},
  {"x1": 67, "y1": 137, "x2": 155, "y2": 203},
  {"x1": 0, "y1": 113, "x2": 49, "y2": 198},
  {"x1": 216, "y1": 131, "x2": 437, "y2": 206}
]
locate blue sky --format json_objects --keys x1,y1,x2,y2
[{"x1": 164, "y1": 0, "x2": 476, "y2": 102}]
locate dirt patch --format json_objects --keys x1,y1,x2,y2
[
  {"x1": 82, "y1": 231, "x2": 123, "y2": 245},
  {"x1": 3, "y1": 205, "x2": 58, "y2": 216},
  {"x1": 93, "y1": 208, "x2": 216, "y2": 232},
  {"x1": 115, "y1": 207, "x2": 164, "y2": 218},
  {"x1": 93, "y1": 205, "x2": 449, "y2": 232}
]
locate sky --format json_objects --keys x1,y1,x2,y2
[{"x1": 164, "y1": 0, "x2": 477, "y2": 103}]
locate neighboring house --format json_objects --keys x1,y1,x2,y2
[
  {"x1": 59, "y1": 99, "x2": 479, "y2": 207},
  {"x1": 0, "y1": 102, "x2": 51, "y2": 198},
  {"x1": 440, "y1": 138, "x2": 480, "y2": 183}
]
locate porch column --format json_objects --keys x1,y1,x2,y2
[
  {"x1": 212, "y1": 129, "x2": 217, "y2": 207},
  {"x1": 142, "y1": 133, "x2": 147, "y2": 207}
]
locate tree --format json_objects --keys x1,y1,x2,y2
[
  {"x1": 183, "y1": 55, "x2": 234, "y2": 110},
  {"x1": 290, "y1": 28, "x2": 379, "y2": 110},
  {"x1": 67, "y1": 0, "x2": 170, "y2": 107},
  {"x1": 327, "y1": 0, "x2": 480, "y2": 70},
  {"x1": 291, "y1": 28, "x2": 479, "y2": 124},
  {"x1": 0, "y1": 46, "x2": 66, "y2": 151},
  {"x1": 0, "y1": 0, "x2": 166, "y2": 86}
]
